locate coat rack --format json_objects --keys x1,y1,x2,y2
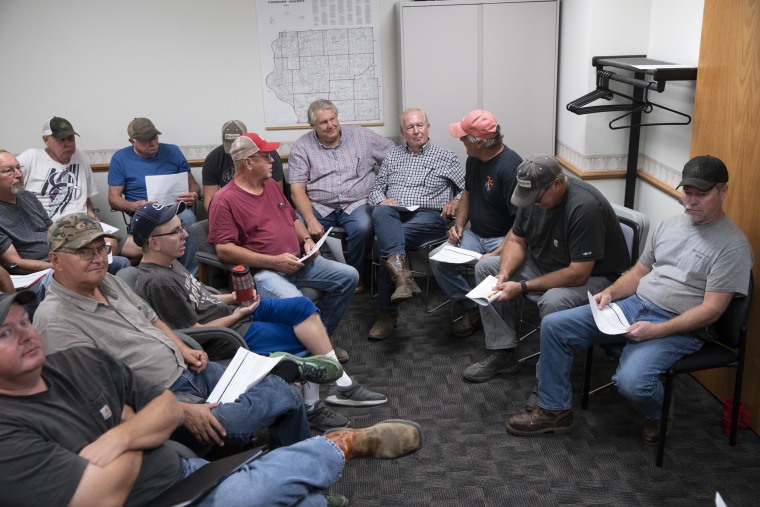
[{"x1": 566, "y1": 55, "x2": 697, "y2": 207}]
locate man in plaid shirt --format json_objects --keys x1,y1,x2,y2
[
  {"x1": 367, "y1": 108, "x2": 465, "y2": 340},
  {"x1": 289, "y1": 99, "x2": 394, "y2": 293}
]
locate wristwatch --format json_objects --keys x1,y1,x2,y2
[{"x1": 520, "y1": 280, "x2": 529, "y2": 296}]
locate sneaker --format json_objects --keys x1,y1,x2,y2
[
  {"x1": 463, "y1": 349, "x2": 520, "y2": 383},
  {"x1": 506, "y1": 407, "x2": 573, "y2": 436},
  {"x1": 307, "y1": 400, "x2": 350, "y2": 432},
  {"x1": 324, "y1": 494, "x2": 349, "y2": 507},
  {"x1": 325, "y1": 377, "x2": 388, "y2": 407},
  {"x1": 270, "y1": 352, "x2": 343, "y2": 384},
  {"x1": 451, "y1": 307, "x2": 482, "y2": 338}
]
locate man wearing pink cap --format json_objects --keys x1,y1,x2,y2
[
  {"x1": 429, "y1": 110, "x2": 523, "y2": 338},
  {"x1": 208, "y1": 134, "x2": 382, "y2": 409}
]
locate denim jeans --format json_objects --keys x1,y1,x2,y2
[
  {"x1": 243, "y1": 297, "x2": 316, "y2": 355},
  {"x1": 312, "y1": 204, "x2": 373, "y2": 280},
  {"x1": 370, "y1": 206, "x2": 447, "y2": 309},
  {"x1": 170, "y1": 362, "x2": 311, "y2": 448},
  {"x1": 429, "y1": 230, "x2": 504, "y2": 307},
  {"x1": 179, "y1": 208, "x2": 198, "y2": 277},
  {"x1": 538, "y1": 295, "x2": 704, "y2": 420},
  {"x1": 253, "y1": 256, "x2": 358, "y2": 336},
  {"x1": 474, "y1": 256, "x2": 612, "y2": 350},
  {"x1": 182, "y1": 436, "x2": 344, "y2": 506}
]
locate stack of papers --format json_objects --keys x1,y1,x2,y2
[
  {"x1": 588, "y1": 291, "x2": 631, "y2": 334},
  {"x1": 299, "y1": 227, "x2": 333, "y2": 263},
  {"x1": 207, "y1": 349, "x2": 284, "y2": 403},
  {"x1": 10, "y1": 268, "x2": 51, "y2": 289},
  {"x1": 430, "y1": 245, "x2": 482, "y2": 265}
]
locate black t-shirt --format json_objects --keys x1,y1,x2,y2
[
  {"x1": 0, "y1": 347, "x2": 183, "y2": 507},
  {"x1": 464, "y1": 146, "x2": 522, "y2": 238},
  {"x1": 512, "y1": 177, "x2": 630, "y2": 277},
  {"x1": 202, "y1": 145, "x2": 284, "y2": 188}
]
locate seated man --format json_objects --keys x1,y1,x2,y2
[
  {"x1": 289, "y1": 99, "x2": 395, "y2": 291},
  {"x1": 367, "y1": 108, "x2": 464, "y2": 340},
  {"x1": 464, "y1": 154, "x2": 630, "y2": 388},
  {"x1": 201, "y1": 119, "x2": 286, "y2": 213},
  {"x1": 0, "y1": 290, "x2": 423, "y2": 507},
  {"x1": 34, "y1": 212, "x2": 340, "y2": 452},
  {"x1": 108, "y1": 117, "x2": 199, "y2": 275},
  {"x1": 132, "y1": 202, "x2": 387, "y2": 431},
  {"x1": 208, "y1": 133, "x2": 359, "y2": 354},
  {"x1": 429, "y1": 110, "x2": 522, "y2": 337},
  {"x1": 506, "y1": 156, "x2": 753, "y2": 442},
  {"x1": 17, "y1": 116, "x2": 136, "y2": 265}
]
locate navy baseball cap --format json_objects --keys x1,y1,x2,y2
[
  {"x1": 0, "y1": 290, "x2": 36, "y2": 323},
  {"x1": 129, "y1": 202, "x2": 186, "y2": 247}
]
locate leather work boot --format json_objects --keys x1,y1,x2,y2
[
  {"x1": 505, "y1": 407, "x2": 573, "y2": 436},
  {"x1": 368, "y1": 310, "x2": 398, "y2": 340},
  {"x1": 382, "y1": 253, "x2": 417, "y2": 302},
  {"x1": 642, "y1": 397, "x2": 675, "y2": 444},
  {"x1": 463, "y1": 349, "x2": 520, "y2": 382},
  {"x1": 324, "y1": 419, "x2": 422, "y2": 460},
  {"x1": 451, "y1": 306, "x2": 482, "y2": 338}
]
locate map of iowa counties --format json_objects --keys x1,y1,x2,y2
[{"x1": 266, "y1": 27, "x2": 381, "y2": 124}]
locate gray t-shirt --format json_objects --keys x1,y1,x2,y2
[
  {"x1": 637, "y1": 213, "x2": 753, "y2": 315},
  {"x1": 0, "y1": 190, "x2": 52, "y2": 261},
  {"x1": 36, "y1": 274, "x2": 186, "y2": 388}
]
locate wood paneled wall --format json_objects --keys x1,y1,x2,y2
[{"x1": 690, "y1": 0, "x2": 760, "y2": 432}]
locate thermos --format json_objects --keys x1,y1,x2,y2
[{"x1": 231, "y1": 265, "x2": 255, "y2": 307}]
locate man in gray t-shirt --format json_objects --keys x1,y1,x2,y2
[{"x1": 506, "y1": 155, "x2": 753, "y2": 443}]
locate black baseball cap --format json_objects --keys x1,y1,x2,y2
[
  {"x1": 0, "y1": 290, "x2": 36, "y2": 323},
  {"x1": 677, "y1": 155, "x2": 729, "y2": 191}
]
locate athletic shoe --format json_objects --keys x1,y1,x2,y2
[{"x1": 325, "y1": 377, "x2": 388, "y2": 407}]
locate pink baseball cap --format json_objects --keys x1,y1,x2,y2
[
  {"x1": 449, "y1": 110, "x2": 498, "y2": 139},
  {"x1": 230, "y1": 133, "x2": 281, "y2": 161}
]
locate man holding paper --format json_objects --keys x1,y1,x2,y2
[
  {"x1": 108, "y1": 117, "x2": 199, "y2": 275},
  {"x1": 506, "y1": 156, "x2": 753, "y2": 443},
  {"x1": 366, "y1": 108, "x2": 465, "y2": 340},
  {"x1": 430, "y1": 110, "x2": 523, "y2": 337},
  {"x1": 34, "y1": 213, "x2": 343, "y2": 453},
  {"x1": 464, "y1": 154, "x2": 629, "y2": 384},
  {"x1": 208, "y1": 133, "x2": 359, "y2": 349}
]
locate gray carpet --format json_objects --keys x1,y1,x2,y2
[{"x1": 322, "y1": 283, "x2": 760, "y2": 507}]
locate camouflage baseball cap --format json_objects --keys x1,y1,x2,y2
[{"x1": 48, "y1": 213, "x2": 117, "y2": 251}]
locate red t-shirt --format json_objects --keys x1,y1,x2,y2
[{"x1": 208, "y1": 179, "x2": 300, "y2": 257}]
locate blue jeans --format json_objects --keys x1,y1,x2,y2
[
  {"x1": 429, "y1": 230, "x2": 504, "y2": 307},
  {"x1": 179, "y1": 208, "x2": 198, "y2": 277},
  {"x1": 183, "y1": 436, "x2": 345, "y2": 506},
  {"x1": 312, "y1": 204, "x2": 373, "y2": 280},
  {"x1": 371, "y1": 206, "x2": 447, "y2": 309},
  {"x1": 170, "y1": 362, "x2": 311, "y2": 448},
  {"x1": 253, "y1": 256, "x2": 358, "y2": 336},
  {"x1": 474, "y1": 256, "x2": 612, "y2": 350},
  {"x1": 538, "y1": 295, "x2": 704, "y2": 420},
  {"x1": 243, "y1": 297, "x2": 316, "y2": 355}
]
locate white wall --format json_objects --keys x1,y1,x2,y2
[{"x1": 0, "y1": 0, "x2": 401, "y2": 156}]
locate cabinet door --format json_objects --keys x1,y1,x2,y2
[
  {"x1": 399, "y1": 3, "x2": 480, "y2": 161},
  {"x1": 483, "y1": 1, "x2": 557, "y2": 157}
]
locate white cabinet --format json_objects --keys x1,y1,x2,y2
[{"x1": 398, "y1": 0, "x2": 558, "y2": 162}]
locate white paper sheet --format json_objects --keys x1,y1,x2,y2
[
  {"x1": 11, "y1": 268, "x2": 51, "y2": 289},
  {"x1": 466, "y1": 275, "x2": 503, "y2": 306},
  {"x1": 324, "y1": 234, "x2": 346, "y2": 264},
  {"x1": 207, "y1": 349, "x2": 284, "y2": 404},
  {"x1": 299, "y1": 227, "x2": 333, "y2": 263},
  {"x1": 588, "y1": 291, "x2": 631, "y2": 335},
  {"x1": 430, "y1": 245, "x2": 482, "y2": 265},
  {"x1": 145, "y1": 173, "x2": 188, "y2": 205},
  {"x1": 390, "y1": 205, "x2": 420, "y2": 212}
]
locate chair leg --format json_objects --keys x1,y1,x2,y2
[
  {"x1": 656, "y1": 373, "x2": 675, "y2": 467},
  {"x1": 581, "y1": 346, "x2": 594, "y2": 410}
]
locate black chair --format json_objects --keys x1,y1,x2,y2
[{"x1": 582, "y1": 272, "x2": 754, "y2": 467}]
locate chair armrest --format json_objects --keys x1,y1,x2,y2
[
  {"x1": 178, "y1": 326, "x2": 248, "y2": 362},
  {"x1": 196, "y1": 252, "x2": 236, "y2": 272}
]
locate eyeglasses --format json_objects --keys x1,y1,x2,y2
[
  {"x1": 0, "y1": 165, "x2": 22, "y2": 176},
  {"x1": 247, "y1": 153, "x2": 273, "y2": 160},
  {"x1": 534, "y1": 186, "x2": 549, "y2": 204},
  {"x1": 58, "y1": 244, "x2": 112, "y2": 261},
  {"x1": 151, "y1": 224, "x2": 186, "y2": 238}
]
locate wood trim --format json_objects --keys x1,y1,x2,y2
[{"x1": 91, "y1": 155, "x2": 290, "y2": 173}]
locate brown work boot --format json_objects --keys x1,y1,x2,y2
[
  {"x1": 451, "y1": 306, "x2": 482, "y2": 338},
  {"x1": 368, "y1": 310, "x2": 398, "y2": 340},
  {"x1": 382, "y1": 253, "x2": 417, "y2": 302},
  {"x1": 642, "y1": 398, "x2": 674, "y2": 444},
  {"x1": 505, "y1": 407, "x2": 573, "y2": 436},
  {"x1": 324, "y1": 419, "x2": 422, "y2": 461}
]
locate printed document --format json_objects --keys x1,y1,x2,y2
[
  {"x1": 430, "y1": 245, "x2": 482, "y2": 265},
  {"x1": 207, "y1": 349, "x2": 284, "y2": 404},
  {"x1": 299, "y1": 227, "x2": 333, "y2": 263},
  {"x1": 588, "y1": 291, "x2": 631, "y2": 335},
  {"x1": 466, "y1": 275, "x2": 503, "y2": 306},
  {"x1": 145, "y1": 173, "x2": 188, "y2": 205},
  {"x1": 11, "y1": 268, "x2": 51, "y2": 289}
]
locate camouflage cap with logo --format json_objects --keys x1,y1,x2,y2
[{"x1": 48, "y1": 213, "x2": 117, "y2": 252}]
